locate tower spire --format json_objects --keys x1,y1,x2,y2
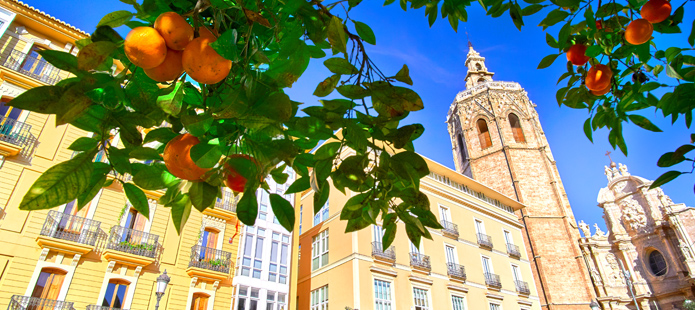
[{"x1": 463, "y1": 39, "x2": 494, "y2": 89}]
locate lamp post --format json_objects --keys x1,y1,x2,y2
[
  {"x1": 590, "y1": 299, "x2": 601, "y2": 310},
  {"x1": 155, "y1": 270, "x2": 171, "y2": 310}
]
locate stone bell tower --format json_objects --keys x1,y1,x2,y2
[{"x1": 447, "y1": 45, "x2": 595, "y2": 310}]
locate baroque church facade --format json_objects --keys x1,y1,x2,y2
[
  {"x1": 447, "y1": 45, "x2": 596, "y2": 310},
  {"x1": 579, "y1": 162, "x2": 695, "y2": 310}
]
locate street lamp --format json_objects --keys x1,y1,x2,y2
[
  {"x1": 590, "y1": 300, "x2": 601, "y2": 310},
  {"x1": 155, "y1": 269, "x2": 171, "y2": 310}
]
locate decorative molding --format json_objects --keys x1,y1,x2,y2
[
  {"x1": 190, "y1": 277, "x2": 198, "y2": 287},
  {"x1": 369, "y1": 266, "x2": 398, "y2": 278},
  {"x1": 486, "y1": 292, "x2": 504, "y2": 300},
  {"x1": 134, "y1": 266, "x2": 143, "y2": 277},
  {"x1": 213, "y1": 280, "x2": 220, "y2": 290},
  {"x1": 517, "y1": 299, "x2": 534, "y2": 307},
  {"x1": 408, "y1": 275, "x2": 433, "y2": 285},
  {"x1": 71, "y1": 254, "x2": 81, "y2": 267},
  {"x1": 106, "y1": 261, "x2": 116, "y2": 274},
  {"x1": 39, "y1": 248, "x2": 49, "y2": 261},
  {"x1": 447, "y1": 284, "x2": 468, "y2": 293}
]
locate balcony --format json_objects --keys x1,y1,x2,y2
[
  {"x1": 447, "y1": 262, "x2": 466, "y2": 281},
  {"x1": 202, "y1": 194, "x2": 238, "y2": 221},
  {"x1": 515, "y1": 280, "x2": 531, "y2": 295},
  {"x1": 484, "y1": 272, "x2": 502, "y2": 289},
  {"x1": 7, "y1": 296, "x2": 75, "y2": 310},
  {"x1": 187, "y1": 245, "x2": 232, "y2": 281},
  {"x1": 477, "y1": 233, "x2": 493, "y2": 249},
  {"x1": 36, "y1": 210, "x2": 100, "y2": 255},
  {"x1": 103, "y1": 226, "x2": 159, "y2": 266},
  {"x1": 507, "y1": 243, "x2": 521, "y2": 258},
  {"x1": 371, "y1": 242, "x2": 396, "y2": 264},
  {"x1": 441, "y1": 220, "x2": 459, "y2": 239},
  {"x1": 409, "y1": 252, "x2": 431, "y2": 272},
  {"x1": 0, "y1": 116, "x2": 34, "y2": 157},
  {"x1": 1, "y1": 49, "x2": 67, "y2": 85},
  {"x1": 87, "y1": 306, "x2": 128, "y2": 310}
]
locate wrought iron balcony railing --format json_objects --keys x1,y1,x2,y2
[
  {"x1": 87, "y1": 306, "x2": 128, "y2": 310},
  {"x1": 107, "y1": 225, "x2": 159, "y2": 258},
  {"x1": 447, "y1": 262, "x2": 466, "y2": 280},
  {"x1": 371, "y1": 242, "x2": 396, "y2": 262},
  {"x1": 40, "y1": 210, "x2": 101, "y2": 246},
  {"x1": 507, "y1": 243, "x2": 521, "y2": 258},
  {"x1": 7, "y1": 295, "x2": 75, "y2": 310},
  {"x1": 484, "y1": 272, "x2": 502, "y2": 288},
  {"x1": 189, "y1": 244, "x2": 232, "y2": 274},
  {"x1": 1, "y1": 49, "x2": 67, "y2": 85},
  {"x1": 214, "y1": 194, "x2": 237, "y2": 213},
  {"x1": 0, "y1": 116, "x2": 33, "y2": 148},
  {"x1": 409, "y1": 252, "x2": 431, "y2": 271},
  {"x1": 441, "y1": 220, "x2": 459, "y2": 238},
  {"x1": 477, "y1": 233, "x2": 493, "y2": 249},
  {"x1": 515, "y1": 280, "x2": 531, "y2": 295}
]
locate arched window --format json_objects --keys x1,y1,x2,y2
[
  {"x1": 477, "y1": 119, "x2": 492, "y2": 149},
  {"x1": 648, "y1": 250, "x2": 667, "y2": 276},
  {"x1": 475, "y1": 63, "x2": 482, "y2": 71},
  {"x1": 508, "y1": 113, "x2": 525, "y2": 143},
  {"x1": 477, "y1": 78, "x2": 486, "y2": 83},
  {"x1": 191, "y1": 293, "x2": 210, "y2": 310},
  {"x1": 102, "y1": 279, "x2": 130, "y2": 308},
  {"x1": 31, "y1": 268, "x2": 67, "y2": 301}
]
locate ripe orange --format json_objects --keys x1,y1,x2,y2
[
  {"x1": 585, "y1": 64, "x2": 613, "y2": 91},
  {"x1": 641, "y1": 0, "x2": 672, "y2": 23},
  {"x1": 198, "y1": 26, "x2": 217, "y2": 40},
  {"x1": 625, "y1": 19, "x2": 653, "y2": 45},
  {"x1": 163, "y1": 133, "x2": 211, "y2": 181},
  {"x1": 144, "y1": 49, "x2": 184, "y2": 82},
  {"x1": 224, "y1": 155, "x2": 261, "y2": 192},
  {"x1": 566, "y1": 44, "x2": 590, "y2": 66},
  {"x1": 124, "y1": 27, "x2": 167, "y2": 69},
  {"x1": 591, "y1": 83, "x2": 611, "y2": 96},
  {"x1": 596, "y1": 20, "x2": 603, "y2": 30},
  {"x1": 182, "y1": 37, "x2": 232, "y2": 84},
  {"x1": 154, "y1": 12, "x2": 194, "y2": 51}
]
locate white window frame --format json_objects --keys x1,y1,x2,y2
[
  {"x1": 474, "y1": 218, "x2": 486, "y2": 234},
  {"x1": 511, "y1": 264, "x2": 522, "y2": 282},
  {"x1": 235, "y1": 286, "x2": 260, "y2": 310},
  {"x1": 439, "y1": 205, "x2": 451, "y2": 222},
  {"x1": 313, "y1": 201, "x2": 329, "y2": 226},
  {"x1": 373, "y1": 278, "x2": 394, "y2": 309},
  {"x1": 268, "y1": 231, "x2": 290, "y2": 284},
  {"x1": 239, "y1": 227, "x2": 266, "y2": 279},
  {"x1": 0, "y1": 8, "x2": 16, "y2": 39},
  {"x1": 489, "y1": 302, "x2": 502, "y2": 310},
  {"x1": 412, "y1": 286, "x2": 431, "y2": 310},
  {"x1": 312, "y1": 229, "x2": 329, "y2": 270},
  {"x1": 451, "y1": 294, "x2": 467, "y2": 310},
  {"x1": 310, "y1": 285, "x2": 328, "y2": 310},
  {"x1": 503, "y1": 230, "x2": 513, "y2": 245},
  {"x1": 445, "y1": 244, "x2": 458, "y2": 264},
  {"x1": 481, "y1": 255, "x2": 494, "y2": 274}
]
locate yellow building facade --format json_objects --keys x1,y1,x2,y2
[
  {"x1": 0, "y1": 1, "x2": 241, "y2": 309},
  {"x1": 289, "y1": 148, "x2": 542, "y2": 310}
]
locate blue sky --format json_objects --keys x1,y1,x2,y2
[{"x1": 33, "y1": 0, "x2": 692, "y2": 233}]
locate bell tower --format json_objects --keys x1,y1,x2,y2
[{"x1": 447, "y1": 45, "x2": 595, "y2": 310}]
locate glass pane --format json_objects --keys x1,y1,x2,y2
[
  {"x1": 114, "y1": 284, "x2": 127, "y2": 307},
  {"x1": 253, "y1": 269, "x2": 261, "y2": 278},
  {"x1": 238, "y1": 298, "x2": 247, "y2": 310},
  {"x1": 250, "y1": 300, "x2": 258, "y2": 310},
  {"x1": 251, "y1": 288, "x2": 259, "y2": 298},
  {"x1": 254, "y1": 260, "x2": 262, "y2": 268},
  {"x1": 241, "y1": 268, "x2": 250, "y2": 276},
  {"x1": 101, "y1": 282, "x2": 116, "y2": 306},
  {"x1": 282, "y1": 235, "x2": 289, "y2": 243},
  {"x1": 244, "y1": 235, "x2": 253, "y2": 255},
  {"x1": 270, "y1": 263, "x2": 277, "y2": 272},
  {"x1": 239, "y1": 287, "x2": 248, "y2": 296},
  {"x1": 255, "y1": 238, "x2": 264, "y2": 258},
  {"x1": 279, "y1": 275, "x2": 286, "y2": 284},
  {"x1": 271, "y1": 242, "x2": 279, "y2": 262},
  {"x1": 281, "y1": 244, "x2": 288, "y2": 265},
  {"x1": 259, "y1": 213, "x2": 267, "y2": 220}
]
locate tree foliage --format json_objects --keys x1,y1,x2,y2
[{"x1": 9, "y1": 0, "x2": 694, "y2": 249}]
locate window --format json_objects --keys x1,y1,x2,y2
[
  {"x1": 31, "y1": 268, "x2": 66, "y2": 301},
  {"x1": 240, "y1": 227, "x2": 265, "y2": 278},
  {"x1": 508, "y1": 113, "x2": 525, "y2": 143},
  {"x1": 511, "y1": 264, "x2": 522, "y2": 282},
  {"x1": 445, "y1": 245, "x2": 457, "y2": 264},
  {"x1": 439, "y1": 206, "x2": 450, "y2": 223},
  {"x1": 310, "y1": 285, "x2": 328, "y2": 310},
  {"x1": 648, "y1": 250, "x2": 667, "y2": 276},
  {"x1": 278, "y1": 293, "x2": 286, "y2": 310},
  {"x1": 299, "y1": 205, "x2": 303, "y2": 233},
  {"x1": 489, "y1": 303, "x2": 501, "y2": 310},
  {"x1": 201, "y1": 228, "x2": 219, "y2": 249},
  {"x1": 236, "y1": 286, "x2": 259, "y2": 310},
  {"x1": 124, "y1": 207, "x2": 147, "y2": 232},
  {"x1": 259, "y1": 203, "x2": 268, "y2": 220},
  {"x1": 451, "y1": 296, "x2": 466, "y2": 310},
  {"x1": 478, "y1": 77, "x2": 486, "y2": 83},
  {"x1": 475, "y1": 219, "x2": 486, "y2": 234},
  {"x1": 477, "y1": 119, "x2": 492, "y2": 149},
  {"x1": 482, "y1": 256, "x2": 493, "y2": 274},
  {"x1": 269, "y1": 232, "x2": 289, "y2": 284},
  {"x1": 312, "y1": 230, "x2": 329, "y2": 270},
  {"x1": 313, "y1": 202, "x2": 329, "y2": 226},
  {"x1": 503, "y1": 230, "x2": 513, "y2": 245},
  {"x1": 413, "y1": 287, "x2": 430, "y2": 310},
  {"x1": 374, "y1": 279, "x2": 392, "y2": 310},
  {"x1": 190, "y1": 293, "x2": 209, "y2": 310},
  {"x1": 1, "y1": 98, "x2": 22, "y2": 121},
  {"x1": 102, "y1": 279, "x2": 129, "y2": 307}
]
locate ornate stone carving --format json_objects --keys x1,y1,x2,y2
[
  {"x1": 605, "y1": 253, "x2": 626, "y2": 285},
  {"x1": 106, "y1": 261, "x2": 116, "y2": 274},
  {"x1": 71, "y1": 254, "x2": 81, "y2": 267},
  {"x1": 591, "y1": 268, "x2": 603, "y2": 285},
  {"x1": 605, "y1": 166, "x2": 613, "y2": 181},
  {"x1": 39, "y1": 248, "x2": 49, "y2": 261},
  {"x1": 134, "y1": 266, "x2": 143, "y2": 277},
  {"x1": 620, "y1": 197, "x2": 647, "y2": 233},
  {"x1": 656, "y1": 188, "x2": 674, "y2": 207},
  {"x1": 593, "y1": 224, "x2": 606, "y2": 238},
  {"x1": 190, "y1": 277, "x2": 198, "y2": 287},
  {"x1": 579, "y1": 220, "x2": 591, "y2": 237},
  {"x1": 619, "y1": 163, "x2": 630, "y2": 176},
  {"x1": 680, "y1": 243, "x2": 693, "y2": 261}
]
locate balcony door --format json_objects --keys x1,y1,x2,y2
[
  {"x1": 439, "y1": 207, "x2": 450, "y2": 222},
  {"x1": 474, "y1": 219, "x2": 486, "y2": 235},
  {"x1": 20, "y1": 46, "x2": 49, "y2": 78},
  {"x1": 122, "y1": 208, "x2": 147, "y2": 243},
  {"x1": 482, "y1": 256, "x2": 493, "y2": 274},
  {"x1": 58, "y1": 200, "x2": 92, "y2": 235},
  {"x1": 504, "y1": 230, "x2": 513, "y2": 245},
  {"x1": 30, "y1": 268, "x2": 66, "y2": 303},
  {"x1": 190, "y1": 293, "x2": 209, "y2": 310},
  {"x1": 511, "y1": 264, "x2": 522, "y2": 282},
  {"x1": 200, "y1": 228, "x2": 219, "y2": 260},
  {"x1": 445, "y1": 245, "x2": 457, "y2": 265},
  {"x1": 373, "y1": 225, "x2": 383, "y2": 243},
  {"x1": 101, "y1": 279, "x2": 129, "y2": 308}
]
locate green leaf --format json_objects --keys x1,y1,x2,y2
[
  {"x1": 77, "y1": 162, "x2": 111, "y2": 209},
  {"x1": 315, "y1": 142, "x2": 341, "y2": 160},
  {"x1": 649, "y1": 171, "x2": 682, "y2": 189},
  {"x1": 123, "y1": 183, "x2": 150, "y2": 219},
  {"x1": 657, "y1": 152, "x2": 687, "y2": 167},
  {"x1": 327, "y1": 16, "x2": 347, "y2": 54},
  {"x1": 18, "y1": 150, "x2": 96, "y2": 210},
  {"x1": 157, "y1": 81, "x2": 184, "y2": 116},
  {"x1": 345, "y1": 216, "x2": 371, "y2": 233},
  {"x1": 237, "y1": 188, "x2": 258, "y2": 226},
  {"x1": 628, "y1": 115, "x2": 662, "y2": 132},
  {"x1": 189, "y1": 181, "x2": 219, "y2": 212},
  {"x1": 144, "y1": 128, "x2": 178, "y2": 144},
  {"x1": 583, "y1": 118, "x2": 593, "y2": 143},
  {"x1": 181, "y1": 113, "x2": 214, "y2": 137},
  {"x1": 353, "y1": 20, "x2": 376, "y2": 45},
  {"x1": 395, "y1": 64, "x2": 413, "y2": 85},
  {"x1": 639, "y1": 82, "x2": 660, "y2": 93},
  {"x1": 538, "y1": 9, "x2": 569, "y2": 28},
  {"x1": 336, "y1": 85, "x2": 370, "y2": 99},
  {"x1": 324, "y1": 58, "x2": 358, "y2": 75},
  {"x1": 97, "y1": 10, "x2": 134, "y2": 28},
  {"x1": 129, "y1": 147, "x2": 163, "y2": 160},
  {"x1": 382, "y1": 222, "x2": 397, "y2": 249},
  {"x1": 169, "y1": 192, "x2": 192, "y2": 234},
  {"x1": 585, "y1": 45, "x2": 603, "y2": 58},
  {"x1": 666, "y1": 65, "x2": 683, "y2": 79},
  {"x1": 5, "y1": 86, "x2": 64, "y2": 114},
  {"x1": 371, "y1": 82, "x2": 424, "y2": 112},
  {"x1": 688, "y1": 19, "x2": 695, "y2": 46},
  {"x1": 269, "y1": 193, "x2": 295, "y2": 231},
  {"x1": 253, "y1": 92, "x2": 293, "y2": 122},
  {"x1": 77, "y1": 41, "x2": 117, "y2": 71},
  {"x1": 210, "y1": 29, "x2": 239, "y2": 61},
  {"x1": 545, "y1": 33, "x2": 559, "y2": 49},
  {"x1": 286, "y1": 176, "x2": 310, "y2": 194},
  {"x1": 595, "y1": 3, "x2": 624, "y2": 18},
  {"x1": 68, "y1": 137, "x2": 99, "y2": 152},
  {"x1": 393, "y1": 124, "x2": 425, "y2": 149},
  {"x1": 190, "y1": 143, "x2": 223, "y2": 169},
  {"x1": 38, "y1": 50, "x2": 80, "y2": 74},
  {"x1": 537, "y1": 53, "x2": 560, "y2": 69},
  {"x1": 521, "y1": 4, "x2": 544, "y2": 16},
  {"x1": 313, "y1": 75, "x2": 341, "y2": 97},
  {"x1": 133, "y1": 164, "x2": 179, "y2": 190}
]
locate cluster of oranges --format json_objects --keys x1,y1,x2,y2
[
  {"x1": 564, "y1": 0, "x2": 672, "y2": 95},
  {"x1": 124, "y1": 12, "x2": 232, "y2": 84},
  {"x1": 163, "y1": 134, "x2": 259, "y2": 192}
]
